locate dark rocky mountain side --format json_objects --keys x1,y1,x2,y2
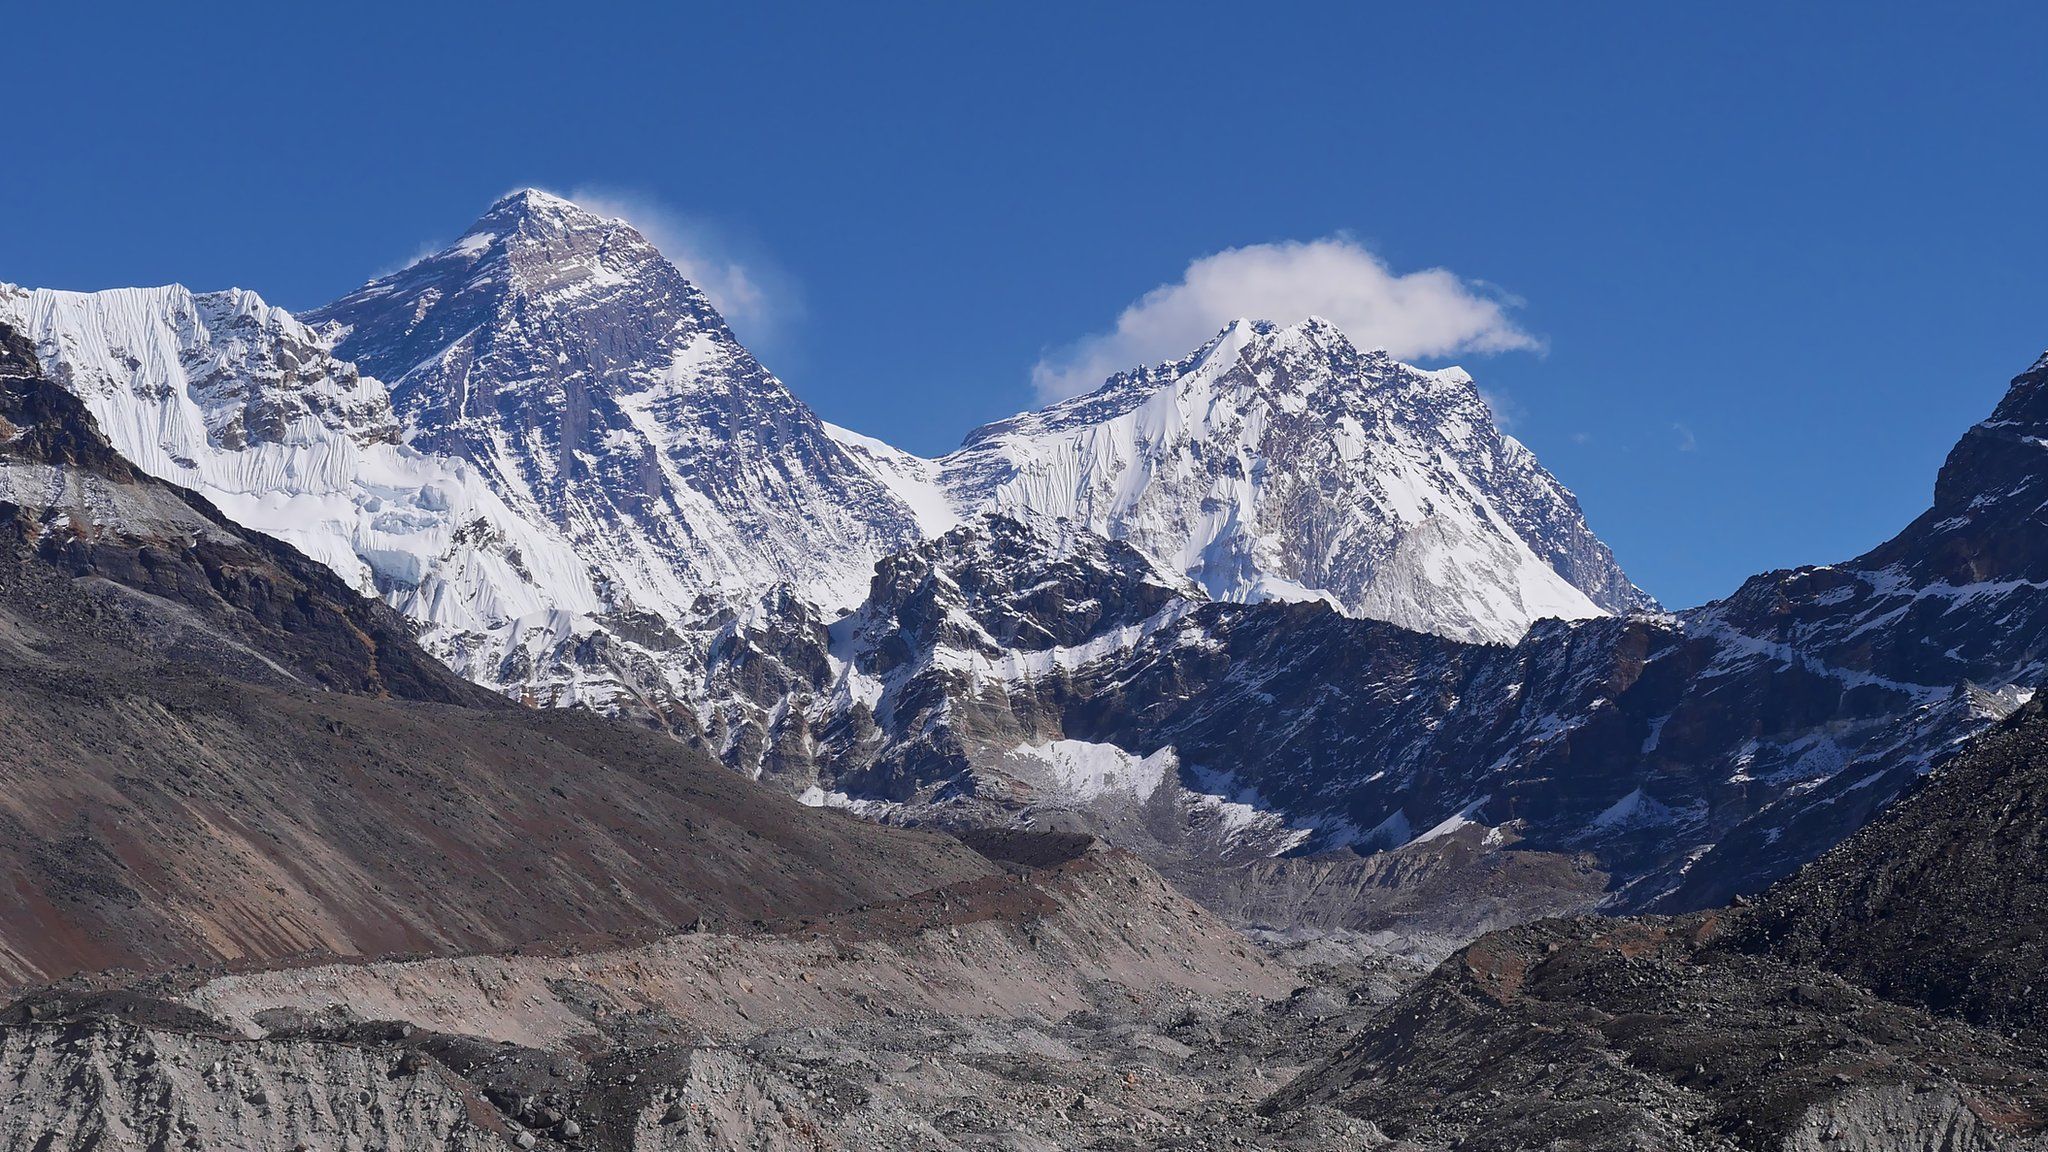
[
  {"x1": 0, "y1": 321, "x2": 992, "y2": 991},
  {"x1": 1737, "y1": 697, "x2": 2048, "y2": 1040},
  {"x1": 1268, "y1": 696, "x2": 2048, "y2": 1149},
  {"x1": 758, "y1": 349, "x2": 2048, "y2": 952},
  {"x1": 0, "y1": 324, "x2": 474, "y2": 704}
]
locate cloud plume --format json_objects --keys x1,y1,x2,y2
[{"x1": 1032, "y1": 236, "x2": 1540, "y2": 401}]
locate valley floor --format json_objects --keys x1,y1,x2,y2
[
  {"x1": 9, "y1": 824, "x2": 2048, "y2": 1151},
  {"x1": 0, "y1": 835, "x2": 1418, "y2": 1152}
]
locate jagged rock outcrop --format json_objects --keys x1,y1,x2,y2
[
  {"x1": 1268, "y1": 910, "x2": 2048, "y2": 1150},
  {"x1": 1737, "y1": 697, "x2": 2048, "y2": 1038}
]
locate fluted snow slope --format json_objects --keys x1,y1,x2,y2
[{"x1": 0, "y1": 283, "x2": 602, "y2": 672}]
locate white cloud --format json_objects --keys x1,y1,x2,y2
[
  {"x1": 1673, "y1": 422, "x2": 1698, "y2": 452},
  {"x1": 559, "y1": 186, "x2": 798, "y2": 342},
  {"x1": 1031, "y1": 236, "x2": 1542, "y2": 402}
]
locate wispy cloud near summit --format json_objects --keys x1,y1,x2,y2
[
  {"x1": 1031, "y1": 236, "x2": 1541, "y2": 402},
  {"x1": 560, "y1": 186, "x2": 801, "y2": 346}
]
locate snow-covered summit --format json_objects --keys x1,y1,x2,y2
[
  {"x1": 930, "y1": 317, "x2": 1651, "y2": 644},
  {"x1": 301, "y1": 195, "x2": 1646, "y2": 648},
  {"x1": 307, "y1": 189, "x2": 925, "y2": 616}
]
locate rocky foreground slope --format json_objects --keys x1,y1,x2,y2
[
  {"x1": 12, "y1": 667, "x2": 2048, "y2": 1150},
  {"x1": 1266, "y1": 698, "x2": 2048, "y2": 1150},
  {"x1": 0, "y1": 836, "x2": 1323, "y2": 1152}
]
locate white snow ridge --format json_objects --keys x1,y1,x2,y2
[{"x1": 929, "y1": 317, "x2": 1650, "y2": 644}]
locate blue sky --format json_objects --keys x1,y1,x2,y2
[{"x1": 5, "y1": 3, "x2": 2045, "y2": 608}]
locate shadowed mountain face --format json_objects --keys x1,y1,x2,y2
[
  {"x1": 0, "y1": 322, "x2": 992, "y2": 991},
  {"x1": 0, "y1": 322, "x2": 473, "y2": 704},
  {"x1": 1736, "y1": 698, "x2": 2048, "y2": 1039}
]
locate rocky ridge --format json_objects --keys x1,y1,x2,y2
[
  {"x1": 760, "y1": 348, "x2": 2048, "y2": 929},
  {"x1": 1266, "y1": 694, "x2": 2048, "y2": 1150}
]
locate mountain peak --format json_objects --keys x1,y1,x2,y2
[
  {"x1": 391, "y1": 189, "x2": 659, "y2": 289},
  {"x1": 474, "y1": 187, "x2": 617, "y2": 238},
  {"x1": 942, "y1": 315, "x2": 1652, "y2": 641},
  {"x1": 1284, "y1": 314, "x2": 1348, "y2": 342},
  {"x1": 307, "y1": 192, "x2": 926, "y2": 622},
  {"x1": 1861, "y1": 349, "x2": 2048, "y2": 586},
  {"x1": 1177, "y1": 317, "x2": 1398, "y2": 393},
  {"x1": 492, "y1": 186, "x2": 582, "y2": 214}
]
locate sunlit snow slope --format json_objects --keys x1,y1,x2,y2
[
  {"x1": 0, "y1": 283, "x2": 602, "y2": 683},
  {"x1": 926, "y1": 318, "x2": 1651, "y2": 644}
]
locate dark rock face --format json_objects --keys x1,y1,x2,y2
[
  {"x1": 0, "y1": 321, "x2": 994, "y2": 990},
  {"x1": 852, "y1": 516, "x2": 1192, "y2": 661},
  {"x1": 1268, "y1": 696, "x2": 2048, "y2": 1150},
  {"x1": 1645, "y1": 351, "x2": 2048, "y2": 908},
  {"x1": 0, "y1": 324, "x2": 136, "y2": 480},
  {"x1": 0, "y1": 323, "x2": 470, "y2": 702},
  {"x1": 807, "y1": 517, "x2": 1196, "y2": 803},
  {"x1": 1737, "y1": 698, "x2": 2048, "y2": 1039},
  {"x1": 1267, "y1": 912, "x2": 2048, "y2": 1150}
]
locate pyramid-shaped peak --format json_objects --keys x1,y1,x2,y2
[
  {"x1": 463, "y1": 188, "x2": 634, "y2": 245},
  {"x1": 486, "y1": 187, "x2": 598, "y2": 221},
  {"x1": 1176, "y1": 316, "x2": 1390, "y2": 382}
]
